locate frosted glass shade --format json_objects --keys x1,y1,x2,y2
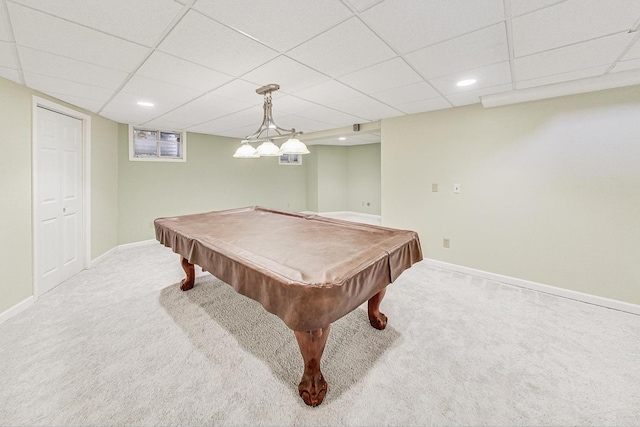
[
  {"x1": 256, "y1": 140, "x2": 281, "y2": 156},
  {"x1": 279, "y1": 138, "x2": 310, "y2": 155},
  {"x1": 233, "y1": 143, "x2": 258, "y2": 158}
]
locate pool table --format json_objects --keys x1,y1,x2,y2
[{"x1": 155, "y1": 206, "x2": 422, "y2": 406}]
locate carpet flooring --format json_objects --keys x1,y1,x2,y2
[{"x1": 1, "y1": 242, "x2": 639, "y2": 426}]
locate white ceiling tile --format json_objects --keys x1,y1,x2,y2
[
  {"x1": 241, "y1": 56, "x2": 330, "y2": 93},
  {"x1": 10, "y1": 0, "x2": 183, "y2": 46},
  {"x1": 352, "y1": 133, "x2": 381, "y2": 143},
  {"x1": 42, "y1": 93, "x2": 106, "y2": 113},
  {"x1": 343, "y1": 0, "x2": 385, "y2": 13},
  {"x1": 361, "y1": 0, "x2": 505, "y2": 54},
  {"x1": 99, "y1": 104, "x2": 157, "y2": 126},
  {"x1": 330, "y1": 96, "x2": 403, "y2": 121},
  {"x1": 287, "y1": 17, "x2": 396, "y2": 77},
  {"x1": 509, "y1": 0, "x2": 565, "y2": 17},
  {"x1": 277, "y1": 115, "x2": 336, "y2": 133},
  {"x1": 210, "y1": 79, "x2": 268, "y2": 105},
  {"x1": 270, "y1": 95, "x2": 319, "y2": 115},
  {"x1": 371, "y1": 81, "x2": 440, "y2": 105},
  {"x1": 393, "y1": 96, "x2": 452, "y2": 115},
  {"x1": 185, "y1": 121, "x2": 234, "y2": 136},
  {"x1": 198, "y1": 106, "x2": 265, "y2": 134},
  {"x1": 623, "y1": 39, "x2": 640, "y2": 60},
  {"x1": 23, "y1": 72, "x2": 114, "y2": 102},
  {"x1": 0, "y1": 41, "x2": 16, "y2": 68},
  {"x1": 293, "y1": 80, "x2": 362, "y2": 105},
  {"x1": 446, "y1": 83, "x2": 512, "y2": 106},
  {"x1": 0, "y1": 4, "x2": 12, "y2": 41},
  {"x1": 135, "y1": 51, "x2": 233, "y2": 92},
  {"x1": 296, "y1": 105, "x2": 366, "y2": 127},
  {"x1": 337, "y1": 57, "x2": 422, "y2": 94},
  {"x1": 516, "y1": 65, "x2": 609, "y2": 89},
  {"x1": 404, "y1": 24, "x2": 509, "y2": 79},
  {"x1": 18, "y1": 46, "x2": 128, "y2": 89},
  {"x1": 210, "y1": 124, "x2": 259, "y2": 139},
  {"x1": 156, "y1": 92, "x2": 253, "y2": 124},
  {"x1": 611, "y1": 58, "x2": 640, "y2": 73},
  {"x1": 0, "y1": 66, "x2": 21, "y2": 83},
  {"x1": 512, "y1": 0, "x2": 640, "y2": 57},
  {"x1": 514, "y1": 32, "x2": 635, "y2": 81},
  {"x1": 428, "y1": 61, "x2": 512, "y2": 95},
  {"x1": 139, "y1": 118, "x2": 192, "y2": 131},
  {"x1": 193, "y1": 0, "x2": 353, "y2": 52},
  {"x1": 158, "y1": 10, "x2": 278, "y2": 77},
  {"x1": 8, "y1": 3, "x2": 148, "y2": 72},
  {"x1": 111, "y1": 75, "x2": 201, "y2": 110}
]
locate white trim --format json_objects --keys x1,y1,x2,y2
[
  {"x1": 32, "y1": 96, "x2": 92, "y2": 298},
  {"x1": 89, "y1": 246, "x2": 118, "y2": 268},
  {"x1": 424, "y1": 258, "x2": 640, "y2": 316},
  {"x1": 118, "y1": 239, "x2": 158, "y2": 250},
  {"x1": 90, "y1": 240, "x2": 157, "y2": 267},
  {"x1": 0, "y1": 296, "x2": 35, "y2": 324}
]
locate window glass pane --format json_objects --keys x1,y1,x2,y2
[
  {"x1": 160, "y1": 132, "x2": 180, "y2": 143},
  {"x1": 160, "y1": 141, "x2": 181, "y2": 157},
  {"x1": 133, "y1": 139, "x2": 157, "y2": 157},
  {"x1": 135, "y1": 130, "x2": 157, "y2": 141}
]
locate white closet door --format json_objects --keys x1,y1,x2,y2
[{"x1": 36, "y1": 106, "x2": 84, "y2": 295}]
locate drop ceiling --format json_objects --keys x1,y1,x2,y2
[{"x1": 2, "y1": 0, "x2": 640, "y2": 146}]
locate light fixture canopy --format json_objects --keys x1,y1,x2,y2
[{"x1": 234, "y1": 84, "x2": 309, "y2": 159}]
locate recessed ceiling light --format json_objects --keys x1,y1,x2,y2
[
  {"x1": 456, "y1": 79, "x2": 477, "y2": 87},
  {"x1": 137, "y1": 101, "x2": 154, "y2": 107},
  {"x1": 339, "y1": 137, "x2": 346, "y2": 141}
]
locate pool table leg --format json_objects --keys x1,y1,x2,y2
[
  {"x1": 180, "y1": 257, "x2": 195, "y2": 291},
  {"x1": 294, "y1": 325, "x2": 331, "y2": 407},
  {"x1": 368, "y1": 288, "x2": 388, "y2": 330}
]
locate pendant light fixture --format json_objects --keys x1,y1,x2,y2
[{"x1": 233, "y1": 84, "x2": 310, "y2": 158}]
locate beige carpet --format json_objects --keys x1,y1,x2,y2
[{"x1": 1, "y1": 242, "x2": 639, "y2": 426}]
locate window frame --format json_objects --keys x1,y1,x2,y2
[{"x1": 128, "y1": 124, "x2": 187, "y2": 162}]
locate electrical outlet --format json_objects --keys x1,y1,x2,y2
[
  {"x1": 454, "y1": 184, "x2": 461, "y2": 194},
  {"x1": 443, "y1": 238, "x2": 450, "y2": 248},
  {"x1": 432, "y1": 183, "x2": 438, "y2": 192}
]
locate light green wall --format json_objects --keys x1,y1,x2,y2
[
  {"x1": 382, "y1": 86, "x2": 640, "y2": 305},
  {"x1": 347, "y1": 143, "x2": 381, "y2": 215},
  {"x1": 316, "y1": 145, "x2": 348, "y2": 212},
  {"x1": 306, "y1": 143, "x2": 381, "y2": 214},
  {"x1": 0, "y1": 77, "x2": 119, "y2": 314},
  {"x1": 90, "y1": 114, "x2": 119, "y2": 259},
  {"x1": 306, "y1": 147, "x2": 319, "y2": 212},
  {"x1": 117, "y1": 126, "x2": 308, "y2": 244}
]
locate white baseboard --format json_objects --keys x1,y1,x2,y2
[
  {"x1": 424, "y1": 258, "x2": 640, "y2": 316},
  {"x1": 89, "y1": 239, "x2": 158, "y2": 267},
  {"x1": 118, "y1": 239, "x2": 157, "y2": 250},
  {"x1": 0, "y1": 296, "x2": 35, "y2": 324},
  {"x1": 89, "y1": 246, "x2": 118, "y2": 267}
]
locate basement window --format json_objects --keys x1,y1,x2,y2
[{"x1": 129, "y1": 125, "x2": 187, "y2": 162}]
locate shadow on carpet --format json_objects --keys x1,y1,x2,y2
[{"x1": 158, "y1": 273, "x2": 401, "y2": 405}]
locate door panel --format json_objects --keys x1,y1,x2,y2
[{"x1": 36, "y1": 106, "x2": 84, "y2": 295}]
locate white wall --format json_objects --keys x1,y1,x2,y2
[{"x1": 382, "y1": 86, "x2": 640, "y2": 305}]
